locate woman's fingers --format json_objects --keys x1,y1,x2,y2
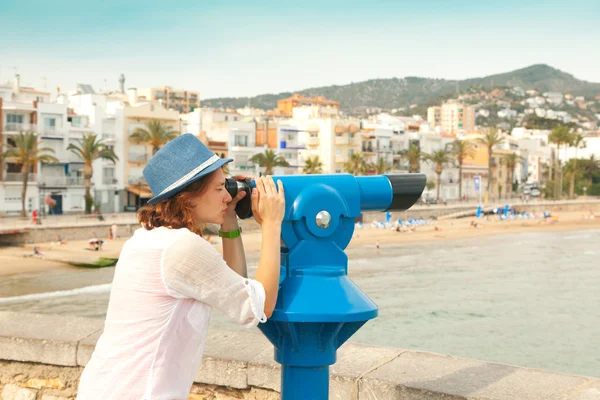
[
  {"x1": 264, "y1": 176, "x2": 276, "y2": 195},
  {"x1": 277, "y1": 179, "x2": 284, "y2": 201},
  {"x1": 251, "y1": 188, "x2": 260, "y2": 221},
  {"x1": 256, "y1": 176, "x2": 266, "y2": 195}
]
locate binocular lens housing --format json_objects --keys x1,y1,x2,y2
[{"x1": 225, "y1": 174, "x2": 425, "y2": 220}]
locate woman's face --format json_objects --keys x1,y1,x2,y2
[{"x1": 191, "y1": 168, "x2": 232, "y2": 226}]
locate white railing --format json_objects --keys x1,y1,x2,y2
[
  {"x1": 102, "y1": 176, "x2": 117, "y2": 185},
  {"x1": 3, "y1": 123, "x2": 35, "y2": 132},
  {"x1": 102, "y1": 133, "x2": 116, "y2": 141},
  {"x1": 128, "y1": 176, "x2": 147, "y2": 185},
  {"x1": 39, "y1": 176, "x2": 85, "y2": 186},
  {"x1": 335, "y1": 136, "x2": 350, "y2": 145},
  {"x1": 3, "y1": 173, "x2": 37, "y2": 182},
  {"x1": 128, "y1": 153, "x2": 148, "y2": 163},
  {"x1": 40, "y1": 128, "x2": 64, "y2": 137},
  {"x1": 306, "y1": 137, "x2": 320, "y2": 146}
]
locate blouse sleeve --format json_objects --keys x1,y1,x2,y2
[{"x1": 161, "y1": 231, "x2": 267, "y2": 328}]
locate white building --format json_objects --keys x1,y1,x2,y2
[
  {"x1": 0, "y1": 76, "x2": 126, "y2": 215},
  {"x1": 67, "y1": 91, "x2": 125, "y2": 213},
  {"x1": 544, "y1": 92, "x2": 564, "y2": 106},
  {"x1": 0, "y1": 75, "x2": 50, "y2": 215},
  {"x1": 418, "y1": 132, "x2": 460, "y2": 201},
  {"x1": 498, "y1": 109, "x2": 517, "y2": 119},
  {"x1": 181, "y1": 108, "x2": 263, "y2": 176},
  {"x1": 559, "y1": 136, "x2": 600, "y2": 162}
]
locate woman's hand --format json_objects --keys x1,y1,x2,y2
[
  {"x1": 251, "y1": 176, "x2": 285, "y2": 227},
  {"x1": 223, "y1": 175, "x2": 254, "y2": 225}
]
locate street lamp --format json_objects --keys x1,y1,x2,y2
[{"x1": 39, "y1": 182, "x2": 46, "y2": 217}]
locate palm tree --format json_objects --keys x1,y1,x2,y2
[
  {"x1": 344, "y1": 152, "x2": 367, "y2": 175},
  {"x1": 399, "y1": 144, "x2": 423, "y2": 173},
  {"x1": 548, "y1": 126, "x2": 572, "y2": 198},
  {"x1": 451, "y1": 140, "x2": 475, "y2": 200},
  {"x1": 130, "y1": 120, "x2": 179, "y2": 155},
  {"x1": 67, "y1": 134, "x2": 119, "y2": 214},
  {"x1": 249, "y1": 149, "x2": 290, "y2": 175},
  {"x1": 303, "y1": 155, "x2": 323, "y2": 174},
  {"x1": 477, "y1": 128, "x2": 504, "y2": 198},
  {"x1": 568, "y1": 134, "x2": 586, "y2": 198},
  {"x1": 581, "y1": 154, "x2": 600, "y2": 187},
  {"x1": 1, "y1": 132, "x2": 58, "y2": 218},
  {"x1": 371, "y1": 156, "x2": 392, "y2": 175},
  {"x1": 423, "y1": 148, "x2": 454, "y2": 201},
  {"x1": 502, "y1": 153, "x2": 524, "y2": 198}
]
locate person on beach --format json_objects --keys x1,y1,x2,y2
[
  {"x1": 88, "y1": 238, "x2": 104, "y2": 251},
  {"x1": 110, "y1": 223, "x2": 118, "y2": 239},
  {"x1": 76, "y1": 134, "x2": 285, "y2": 400}
]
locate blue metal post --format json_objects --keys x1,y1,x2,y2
[{"x1": 282, "y1": 366, "x2": 329, "y2": 399}]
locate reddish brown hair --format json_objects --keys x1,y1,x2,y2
[{"x1": 137, "y1": 172, "x2": 214, "y2": 236}]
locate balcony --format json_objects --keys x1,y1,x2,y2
[
  {"x1": 40, "y1": 128, "x2": 65, "y2": 138},
  {"x1": 39, "y1": 176, "x2": 85, "y2": 186},
  {"x1": 102, "y1": 176, "x2": 118, "y2": 185},
  {"x1": 3, "y1": 173, "x2": 37, "y2": 182},
  {"x1": 128, "y1": 176, "x2": 147, "y2": 185},
  {"x1": 362, "y1": 145, "x2": 375, "y2": 154},
  {"x1": 335, "y1": 154, "x2": 348, "y2": 163},
  {"x1": 335, "y1": 136, "x2": 350, "y2": 145},
  {"x1": 128, "y1": 153, "x2": 148, "y2": 163},
  {"x1": 306, "y1": 136, "x2": 320, "y2": 146},
  {"x1": 3, "y1": 123, "x2": 36, "y2": 133},
  {"x1": 101, "y1": 132, "x2": 116, "y2": 142}
]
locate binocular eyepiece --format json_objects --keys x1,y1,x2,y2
[{"x1": 225, "y1": 174, "x2": 426, "y2": 220}]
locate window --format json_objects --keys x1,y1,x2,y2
[
  {"x1": 7, "y1": 114, "x2": 23, "y2": 123},
  {"x1": 234, "y1": 135, "x2": 248, "y2": 147},
  {"x1": 44, "y1": 118, "x2": 56, "y2": 128},
  {"x1": 224, "y1": 116, "x2": 229, "y2": 121}
]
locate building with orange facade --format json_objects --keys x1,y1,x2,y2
[{"x1": 276, "y1": 94, "x2": 339, "y2": 117}]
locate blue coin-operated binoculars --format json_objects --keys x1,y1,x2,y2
[{"x1": 225, "y1": 174, "x2": 426, "y2": 399}]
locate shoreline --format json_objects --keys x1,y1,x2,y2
[{"x1": 1, "y1": 211, "x2": 599, "y2": 277}]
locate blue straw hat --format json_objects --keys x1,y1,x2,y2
[{"x1": 143, "y1": 134, "x2": 232, "y2": 204}]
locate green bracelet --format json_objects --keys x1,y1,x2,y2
[{"x1": 218, "y1": 227, "x2": 242, "y2": 239}]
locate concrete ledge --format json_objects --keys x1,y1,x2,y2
[
  {"x1": 1, "y1": 311, "x2": 599, "y2": 399},
  {"x1": 0, "y1": 312, "x2": 103, "y2": 367},
  {"x1": 359, "y1": 351, "x2": 600, "y2": 400}
]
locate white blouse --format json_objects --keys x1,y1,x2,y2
[{"x1": 77, "y1": 227, "x2": 267, "y2": 400}]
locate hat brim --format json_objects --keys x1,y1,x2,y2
[{"x1": 147, "y1": 157, "x2": 233, "y2": 204}]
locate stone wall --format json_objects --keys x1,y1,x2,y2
[
  {"x1": 0, "y1": 312, "x2": 599, "y2": 399},
  {"x1": 0, "y1": 218, "x2": 263, "y2": 247}
]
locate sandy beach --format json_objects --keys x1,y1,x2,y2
[{"x1": 1, "y1": 210, "x2": 599, "y2": 277}]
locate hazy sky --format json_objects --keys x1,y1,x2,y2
[{"x1": 1, "y1": 0, "x2": 598, "y2": 99}]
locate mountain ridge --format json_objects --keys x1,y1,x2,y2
[{"x1": 202, "y1": 64, "x2": 600, "y2": 113}]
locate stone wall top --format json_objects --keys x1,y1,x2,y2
[{"x1": 0, "y1": 311, "x2": 598, "y2": 399}]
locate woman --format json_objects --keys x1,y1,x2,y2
[{"x1": 77, "y1": 134, "x2": 285, "y2": 399}]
